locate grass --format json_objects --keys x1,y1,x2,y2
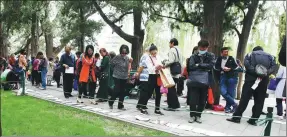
[{"x1": 1, "y1": 91, "x2": 171, "y2": 136}]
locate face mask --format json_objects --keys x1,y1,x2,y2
[{"x1": 198, "y1": 50, "x2": 207, "y2": 55}]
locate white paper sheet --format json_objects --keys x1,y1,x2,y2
[{"x1": 65, "y1": 67, "x2": 74, "y2": 74}]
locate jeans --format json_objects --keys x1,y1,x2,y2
[
  {"x1": 41, "y1": 68, "x2": 47, "y2": 89},
  {"x1": 220, "y1": 74, "x2": 238, "y2": 110},
  {"x1": 74, "y1": 75, "x2": 79, "y2": 91}
]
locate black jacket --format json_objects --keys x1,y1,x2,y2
[
  {"x1": 279, "y1": 36, "x2": 286, "y2": 67},
  {"x1": 214, "y1": 56, "x2": 238, "y2": 78},
  {"x1": 189, "y1": 52, "x2": 215, "y2": 72}
]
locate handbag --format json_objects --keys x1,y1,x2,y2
[
  {"x1": 170, "y1": 48, "x2": 182, "y2": 75},
  {"x1": 160, "y1": 85, "x2": 168, "y2": 94},
  {"x1": 188, "y1": 71, "x2": 209, "y2": 86},
  {"x1": 207, "y1": 87, "x2": 214, "y2": 105}
]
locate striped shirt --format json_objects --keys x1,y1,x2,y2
[{"x1": 139, "y1": 53, "x2": 150, "y2": 81}]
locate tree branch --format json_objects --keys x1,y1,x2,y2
[
  {"x1": 235, "y1": 3, "x2": 246, "y2": 18},
  {"x1": 93, "y1": 1, "x2": 135, "y2": 43},
  {"x1": 112, "y1": 11, "x2": 133, "y2": 23},
  {"x1": 232, "y1": 26, "x2": 241, "y2": 38},
  {"x1": 85, "y1": 9, "x2": 97, "y2": 19}
]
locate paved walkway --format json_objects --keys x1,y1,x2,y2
[{"x1": 22, "y1": 83, "x2": 286, "y2": 136}]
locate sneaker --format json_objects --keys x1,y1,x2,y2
[
  {"x1": 231, "y1": 104, "x2": 238, "y2": 113},
  {"x1": 77, "y1": 98, "x2": 83, "y2": 103},
  {"x1": 140, "y1": 109, "x2": 148, "y2": 115},
  {"x1": 40, "y1": 87, "x2": 46, "y2": 90},
  {"x1": 225, "y1": 109, "x2": 231, "y2": 113},
  {"x1": 188, "y1": 117, "x2": 196, "y2": 123},
  {"x1": 155, "y1": 110, "x2": 164, "y2": 115},
  {"x1": 90, "y1": 99, "x2": 98, "y2": 105},
  {"x1": 226, "y1": 118, "x2": 240, "y2": 123},
  {"x1": 195, "y1": 117, "x2": 202, "y2": 124}
]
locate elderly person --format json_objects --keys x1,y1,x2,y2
[
  {"x1": 59, "y1": 46, "x2": 76, "y2": 99},
  {"x1": 108, "y1": 45, "x2": 131, "y2": 110}
]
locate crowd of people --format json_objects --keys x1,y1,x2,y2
[{"x1": 0, "y1": 37, "x2": 286, "y2": 126}]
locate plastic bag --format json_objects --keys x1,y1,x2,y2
[{"x1": 160, "y1": 86, "x2": 168, "y2": 94}]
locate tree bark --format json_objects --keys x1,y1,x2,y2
[
  {"x1": 31, "y1": 13, "x2": 39, "y2": 57},
  {"x1": 131, "y1": 2, "x2": 144, "y2": 69},
  {"x1": 79, "y1": 4, "x2": 85, "y2": 52},
  {"x1": 236, "y1": 0, "x2": 259, "y2": 99},
  {"x1": 45, "y1": 32, "x2": 53, "y2": 59},
  {"x1": 201, "y1": 0, "x2": 225, "y2": 105}
]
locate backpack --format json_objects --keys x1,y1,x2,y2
[{"x1": 250, "y1": 51, "x2": 274, "y2": 77}]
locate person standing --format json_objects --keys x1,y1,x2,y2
[
  {"x1": 38, "y1": 52, "x2": 48, "y2": 90},
  {"x1": 214, "y1": 47, "x2": 239, "y2": 113},
  {"x1": 108, "y1": 45, "x2": 130, "y2": 110},
  {"x1": 96, "y1": 48, "x2": 111, "y2": 102},
  {"x1": 227, "y1": 46, "x2": 276, "y2": 125},
  {"x1": 74, "y1": 51, "x2": 82, "y2": 91},
  {"x1": 53, "y1": 57, "x2": 62, "y2": 88},
  {"x1": 18, "y1": 49, "x2": 28, "y2": 95},
  {"x1": 274, "y1": 65, "x2": 286, "y2": 119},
  {"x1": 32, "y1": 55, "x2": 41, "y2": 87},
  {"x1": 162, "y1": 38, "x2": 181, "y2": 111},
  {"x1": 187, "y1": 40, "x2": 215, "y2": 123},
  {"x1": 60, "y1": 46, "x2": 76, "y2": 99},
  {"x1": 77, "y1": 45, "x2": 97, "y2": 104}
]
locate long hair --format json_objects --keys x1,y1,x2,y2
[
  {"x1": 119, "y1": 44, "x2": 129, "y2": 54},
  {"x1": 85, "y1": 45, "x2": 94, "y2": 58},
  {"x1": 100, "y1": 48, "x2": 109, "y2": 56},
  {"x1": 192, "y1": 46, "x2": 198, "y2": 54}
]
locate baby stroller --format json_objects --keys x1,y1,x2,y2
[
  {"x1": 1, "y1": 69, "x2": 19, "y2": 90},
  {"x1": 125, "y1": 71, "x2": 141, "y2": 99}
]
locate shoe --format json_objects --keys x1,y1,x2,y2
[
  {"x1": 77, "y1": 98, "x2": 83, "y2": 103},
  {"x1": 118, "y1": 107, "x2": 126, "y2": 111},
  {"x1": 140, "y1": 109, "x2": 148, "y2": 114},
  {"x1": 90, "y1": 99, "x2": 98, "y2": 105},
  {"x1": 247, "y1": 120, "x2": 257, "y2": 126},
  {"x1": 155, "y1": 110, "x2": 164, "y2": 115},
  {"x1": 261, "y1": 112, "x2": 267, "y2": 115},
  {"x1": 163, "y1": 107, "x2": 175, "y2": 111},
  {"x1": 164, "y1": 100, "x2": 167, "y2": 102},
  {"x1": 226, "y1": 118, "x2": 240, "y2": 123},
  {"x1": 225, "y1": 109, "x2": 231, "y2": 113},
  {"x1": 65, "y1": 97, "x2": 69, "y2": 101},
  {"x1": 188, "y1": 117, "x2": 196, "y2": 123},
  {"x1": 195, "y1": 117, "x2": 202, "y2": 123},
  {"x1": 40, "y1": 87, "x2": 46, "y2": 90}
]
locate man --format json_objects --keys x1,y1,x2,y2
[
  {"x1": 74, "y1": 51, "x2": 82, "y2": 91},
  {"x1": 214, "y1": 47, "x2": 239, "y2": 113},
  {"x1": 38, "y1": 52, "x2": 48, "y2": 90},
  {"x1": 188, "y1": 40, "x2": 215, "y2": 123},
  {"x1": 162, "y1": 38, "x2": 181, "y2": 111},
  {"x1": 60, "y1": 46, "x2": 76, "y2": 99},
  {"x1": 227, "y1": 46, "x2": 276, "y2": 125}
]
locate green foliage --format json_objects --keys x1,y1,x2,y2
[{"x1": 278, "y1": 13, "x2": 286, "y2": 49}]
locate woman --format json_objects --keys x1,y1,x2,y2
[
  {"x1": 137, "y1": 44, "x2": 164, "y2": 115},
  {"x1": 53, "y1": 57, "x2": 62, "y2": 88},
  {"x1": 274, "y1": 65, "x2": 286, "y2": 119},
  {"x1": 96, "y1": 48, "x2": 111, "y2": 102},
  {"x1": 47, "y1": 58, "x2": 55, "y2": 86},
  {"x1": 38, "y1": 52, "x2": 48, "y2": 90},
  {"x1": 32, "y1": 54, "x2": 41, "y2": 87},
  {"x1": 77, "y1": 45, "x2": 97, "y2": 104},
  {"x1": 109, "y1": 45, "x2": 130, "y2": 110}
]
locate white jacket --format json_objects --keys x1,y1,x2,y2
[{"x1": 275, "y1": 66, "x2": 286, "y2": 99}]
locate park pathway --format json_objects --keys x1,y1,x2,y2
[{"x1": 22, "y1": 83, "x2": 286, "y2": 136}]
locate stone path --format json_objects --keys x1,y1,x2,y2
[{"x1": 21, "y1": 82, "x2": 286, "y2": 136}]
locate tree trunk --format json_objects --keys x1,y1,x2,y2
[
  {"x1": 45, "y1": 31, "x2": 53, "y2": 59},
  {"x1": 236, "y1": 0, "x2": 259, "y2": 99},
  {"x1": 31, "y1": 13, "x2": 39, "y2": 57},
  {"x1": 131, "y1": 3, "x2": 144, "y2": 69},
  {"x1": 201, "y1": 0, "x2": 225, "y2": 105}
]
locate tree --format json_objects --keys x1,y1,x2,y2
[
  {"x1": 59, "y1": 1, "x2": 103, "y2": 53},
  {"x1": 93, "y1": 0, "x2": 145, "y2": 68}
]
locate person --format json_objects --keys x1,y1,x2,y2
[
  {"x1": 47, "y1": 58, "x2": 55, "y2": 86},
  {"x1": 94, "y1": 53, "x2": 100, "y2": 89},
  {"x1": 109, "y1": 44, "x2": 130, "y2": 110},
  {"x1": 96, "y1": 48, "x2": 111, "y2": 102},
  {"x1": 279, "y1": 35, "x2": 286, "y2": 67},
  {"x1": 53, "y1": 57, "x2": 61, "y2": 88},
  {"x1": 77, "y1": 45, "x2": 97, "y2": 104},
  {"x1": 59, "y1": 46, "x2": 76, "y2": 99},
  {"x1": 214, "y1": 47, "x2": 239, "y2": 113},
  {"x1": 227, "y1": 46, "x2": 276, "y2": 125},
  {"x1": 162, "y1": 38, "x2": 181, "y2": 111},
  {"x1": 32, "y1": 55, "x2": 41, "y2": 87},
  {"x1": 187, "y1": 40, "x2": 215, "y2": 123},
  {"x1": 74, "y1": 51, "x2": 82, "y2": 91},
  {"x1": 38, "y1": 52, "x2": 48, "y2": 90},
  {"x1": 8, "y1": 54, "x2": 16, "y2": 67},
  {"x1": 28, "y1": 57, "x2": 35, "y2": 82},
  {"x1": 18, "y1": 49, "x2": 28, "y2": 95},
  {"x1": 108, "y1": 51, "x2": 116, "y2": 95},
  {"x1": 274, "y1": 65, "x2": 286, "y2": 119}
]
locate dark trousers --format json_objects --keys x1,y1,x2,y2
[
  {"x1": 63, "y1": 73, "x2": 74, "y2": 98},
  {"x1": 276, "y1": 98, "x2": 283, "y2": 116},
  {"x1": 54, "y1": 71, "x2": 61, "y2": 87},
  {"x1": 32, "y1": 70, "x2": 40, "y2": 86},
  {"x1": 232, "y1": 77, "x2": 269, "y2": 121},
  {"x1": 167, "y1": 78, "x2": 180, "y2": 109},
  {"x1": 137, "y1": 74, "x2": 161, "y2": 110},
  {"x1": 177, "y1": 77, "x2": 184, "y2": 96},
  {"x1": 96, "y1": 78, "x2": 109, "y2": 100},
  {"x1": 79, "y1": 81, "x2": 96, "y2": 99},
  {"x1": 109, "y1": 77, "x2": 127, "y2": 108},
  {"x1": 189, "y1": 85, "x2": 208, "y2": 118},
  {"x1": 187, "y1": 86, "x2": 191, "y2": 105}
]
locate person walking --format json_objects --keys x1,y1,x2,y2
[
  {"x1": 38, "y1": 52, "x2": 48, "y2": 90},
  {"x1": 108, "y1": 44, "x2": 131, "y2": 110},
  {"x1": 96, "y1": 48, "x2": 111, "y2": 102},
  {"x1": 74, "y1": 51, "x2": 82, "y2": 92},
  {"x1": 77, "y1": 45, "x2": 97, "y2": 104},
  {"x1": 18, "y1": 49, "x2": 28, "y2": 95},
  {"x1": 32, "y1": 55, "x2": 41, "y2": 87},
  {"x1": 53, "y1": 57, "x2": 62, "y2": 88},
  {"x1": 47, "y1": 58, "x2": 55, "y2": 86},
  {"x1": 162, "y1": 38, "x2": 181, "y2": 111},
  {"x1": 59, "y1": 46, "x2": 76, "y2": 99},
  {"x1": 214, "y1": 47, "x2": 239, "y2": 113},
  {"x1": 187, "y1": 40, "x2": 215, "y2": 123},
  {"x1": 136, "y1": 44, "x2": 164, "y2": 115},
  {"x1": 274, "y1": 65, "x2": 286, "y2": 119},
  {"x1": 227, "y1": 46, "x2": 276, "y2": 125}
]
